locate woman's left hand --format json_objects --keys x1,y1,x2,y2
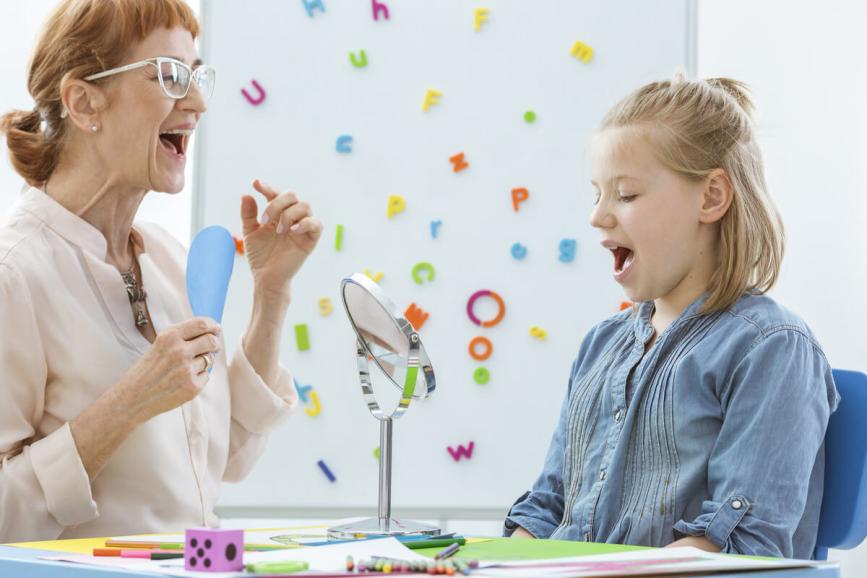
[{"x1": 240, "y1": 179, "x2": 323, "y2": 299}]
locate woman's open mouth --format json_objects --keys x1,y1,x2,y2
[{"x1": 158, "y1": 129, "x2": 191, "y2": 159}]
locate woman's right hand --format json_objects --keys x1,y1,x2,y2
[
  {"x1": 70, "y1": 317, "x2": 222, "y2": 481},
  {"x1": 120, "y1": 317, "x2": 222, "y2": 421}
]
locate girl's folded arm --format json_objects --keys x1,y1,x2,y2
[{"x1": 672, "y1": 329, "x2": 838, "y2": 557}]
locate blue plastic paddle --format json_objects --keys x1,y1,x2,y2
[{"x1": 186, "y1": 225, "x2": 236, "y2": 325}]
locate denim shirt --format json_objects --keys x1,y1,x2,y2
[{"x1": 504, "y1": 293, "x2": 839, "y2": 559}]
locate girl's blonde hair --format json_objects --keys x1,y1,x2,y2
[
  {"x1": 600, "y1": 72, "x2": 785, "y2": 314},
  {"x1": 0, "y1": 0, "x2": 199, "y2": 187}
]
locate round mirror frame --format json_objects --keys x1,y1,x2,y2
[{"x1": 340, "y1": 274, "x2": 435, "y2": 420}]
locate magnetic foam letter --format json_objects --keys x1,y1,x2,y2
[
  {"x1": 447, "y1": 441, "x2": 475, "y2": 461},
  {"x1": 241, "y1": 80, "x2": 266, "y2": 106},
  {"x1": 529, "y1": 326, "x2": 548, "y2": 340},
  {"x1": 473, "y1": 367, "x2": 490, "y2": 385},
  {"x1": 430, "y1": 220, "x2": 442, "y2": 239},
  {"x1": 349, "y1": 50, "x2": 368, "y2": 68},
  {"x1": 294, "y1": 379, "x2": 313, "y2": 403},
  {"x1": 305, "y1": 391, "x2": 322, "y2": 416},
  {"x1": 570, "y1": 40, "x2": 593, "y2": 63},
  {"x1": 449, "y1": 152, "x2": 469, "y2": 173},
  {"x1": 511, "y1": 187, "x2": 529, "y2": 212},
  {"x1": 559, "y1": 239, "x2": 577, "y2": 263},
  {"x1": 295, "y1": 323, "x2": 311, "y2": 351},
  {"x1": 412, "y1": 262, "x2": 435, "y2": 285},
  {"x1": 422, "y1": 89, "x2": 442, "y2": 112},
  {"x1": 511, "y1": 242, "x2": 527, "y2": 260},
  {"x1": 474, "y1": 8, "x2": 489, "y2": 31},
  {"x1": 317, "y1": 460, "x2": 336, "y2": 482},
  {"x1": 466, "y1": 290, "x2": 506, "y2": 328},
  {"x1": 371, "y1": 0, "x2": 389, "y2": 20},
  {"x1": 335, "y1": 224, "x2": 344, "y2": 251},
  {"x1": 404, "y1": 303, "x2": 429, "y2": 331},
  {"x1": 336, "y1": 135, "x2": 353, "y2": 153},
  {"x1": 468, "y1": 336, "x2": 493, "y2": 361},
  {"x1": 301, "y1": 0, "x2": 326, "y2": 18},
  {"x1": 387, "y1": 195, "x2": 406, "y2": 219},
  {"x1": 319, "y1": 297, "x2": 334, "y2": 316},
  {"x1": 364, "y1": 269, "x2": 384, "y2": 283}
]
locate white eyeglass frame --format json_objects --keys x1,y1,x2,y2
[
  {"x1": 83, "y1": 56, "x2": 214, "y2": 100},
  {"x1": 61, "y1": 57, "x2": 214, "y2": 119}
]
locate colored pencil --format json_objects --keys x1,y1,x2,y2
[{"x1": 404, "y1": 537, "x2": 466, "y2": 550}]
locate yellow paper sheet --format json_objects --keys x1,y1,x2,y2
[
  {"x1": 3, "y1": 524, "x2": 332, "y2": 555},
  {"x1": 3, "y1": 536, "x2": 107, "y2": 555},
  {"x1": 4, "y1": 527, "x2": 490, "y2": 555}
]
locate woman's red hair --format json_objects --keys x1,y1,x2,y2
[{"x1": 1, "y1": 0, "x2": 199, "y2": 186}]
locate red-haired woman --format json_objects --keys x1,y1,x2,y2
[{"x1": 0, "y1": 0, "x2": 322, "y2": 541}]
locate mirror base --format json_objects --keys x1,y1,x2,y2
[{"x1": 327, "y1": 517, "x2": 441, "y2": 540}]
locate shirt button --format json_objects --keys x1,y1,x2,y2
[
  {"x1": 614, "y1": 409, "x2": 623, "y2": 422},
  {"x1": 599, "y1": 469, "x2": 606, "y2": 481},
  {"x1": 731, "y1": 500, "x2": 743, "y2": 510}
]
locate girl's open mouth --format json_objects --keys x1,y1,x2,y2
[{"x1": 613, "y1": 246, "x2": 635, "y2": 281}]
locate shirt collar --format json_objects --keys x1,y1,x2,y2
[
  {"x1": 19, "y1": 186, "x2": 108, "y2": 260},
  {"x1": 633, "y1": 291, "x2": 710, "y2": 343}
]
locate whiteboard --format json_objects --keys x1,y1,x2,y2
[{"x1": 194, "y1": 0, "x2": 696, "y2": 513}]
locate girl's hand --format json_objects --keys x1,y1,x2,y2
[
  {"x1": 240, "y1": 180, "x2": 323, "y2": 299},
  {"x1": 510, "y1": 527, "x2": 536, "y2": 539}
]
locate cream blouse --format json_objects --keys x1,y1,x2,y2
[{"x1": 0, "y1": 187, "x2": 297, "y2": 542}]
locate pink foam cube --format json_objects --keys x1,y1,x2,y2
[{"x1": 184, "y1": 528, "x2": 243, "y2": 572}]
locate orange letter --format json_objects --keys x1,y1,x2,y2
[
  {"x1": 450, "y1": 152, "x2": 469, "y2": 173},
  {"x1": 512, "y1": 187, "x2": 529, "y2": 212},
  {"x1": 404, "y1": 303, "x2": 430, "y2": 331}
]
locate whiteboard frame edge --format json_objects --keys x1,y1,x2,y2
[
  {"x1": 191, "y1": 0, "x2": 212, "y2": 238},
  {"x1": 686, "y1": 0, "x2": 699, "y2": 77}
]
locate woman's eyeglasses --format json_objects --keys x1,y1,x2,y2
[{"x1": 84, "y1": 57, "x2": 215, "y2": 101}]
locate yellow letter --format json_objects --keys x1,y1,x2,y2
[
  {"x1": 474, "y1": 8, "x2": 489, "y2": 31},
  {"x1": 422, "y1": 89, "x2": 442, "y2": 112},
  {"x1": 387, "y1": 195, "x2": 406, "y2": 219},
  {"x1": 319, "y1": 297, "x2": 333, "y2": 316},
  {"x1": 570, "y1": 40, "x2": 594, "y2": 64}
]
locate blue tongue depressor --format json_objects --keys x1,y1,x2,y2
[{"x1": 186, "y1": 225, "x2": 236, "y2": 324}]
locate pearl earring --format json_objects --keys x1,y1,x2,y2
[{"x1": 91, "y1": 125, "x2": 98, "y2": 133}]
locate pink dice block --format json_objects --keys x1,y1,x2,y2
[{"x1": 184, "y1": 528, "x2": 244, "y2": 572}]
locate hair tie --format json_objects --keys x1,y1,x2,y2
[{"x1": 28, "y1": 106, "x2": 48, "y2": 133}]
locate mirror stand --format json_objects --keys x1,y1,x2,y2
[{"x1": 327, "y1": 416, "x2": 440, "y2": 539}]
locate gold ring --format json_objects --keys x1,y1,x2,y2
[{"x1": 198, "y1": 353, "x2": 212, "y2": 374}]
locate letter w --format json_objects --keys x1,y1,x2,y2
[{"x1": 447, "y1": 441, "x2": 475, "y2": 461}]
